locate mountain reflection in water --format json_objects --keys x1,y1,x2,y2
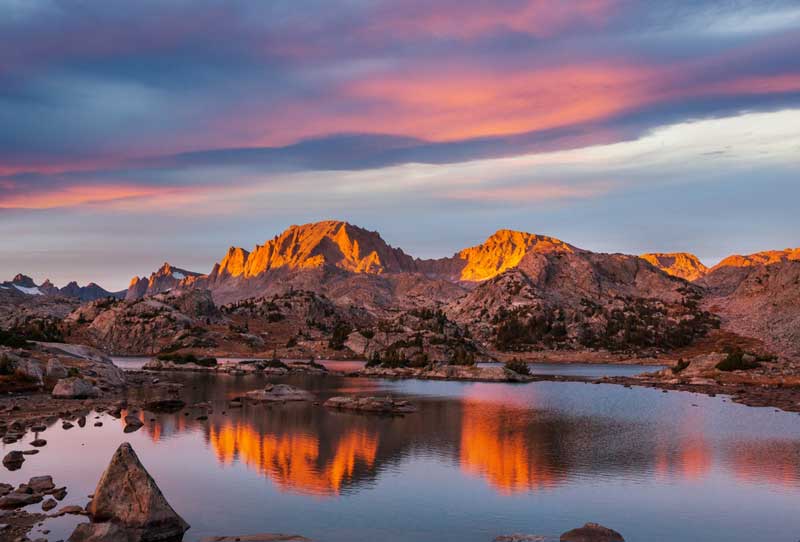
[{"x1": 122, "y1": 373, "x2": 800, "y2": 499}]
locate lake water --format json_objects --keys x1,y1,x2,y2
[{"x1": 3, "y1": 371, "x2": 799, "y2": 542}]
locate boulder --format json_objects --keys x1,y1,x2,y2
[
  {"x1": 80, "y1": 442, "x2": 189, "y2": 541},
  {"x1": 68, "y1": 521, "x2": 132, "y2": 542},
  {"x1": 245, "y1": 384, "x2": 313, "y2": 403},
  {"x1": 560, "y1": 523, "x2": 624, "y2": 542},
  {"x1": 3, "y1": 450, "x2": 25, "y2": 470},
  {"x1": 15, "y1": 358, "x2": 44, "y2": 385},
  {"x1": 324, "y1": 395, "x2": 417, "y2": 414},
  {"x1": 46, "y1": 358, "x2": 69, "y2": 379},
  {"x1": 28, "y1": 475, "x2": 55, "y2": 493},
  {"x1": 0, "y1": 490, "x2": 43, "y2": 509},
  {"x1": 52, "y1": 377, "x2": 99, "y2": 399}
]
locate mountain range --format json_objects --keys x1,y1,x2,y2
[
  {"x1": 0, "y1": 274, "x2": 123, "y2": 301},
  {"x1": 4, "y1": 220, "x2": 798, "y2": 360}
]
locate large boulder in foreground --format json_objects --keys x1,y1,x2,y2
[
  {"x1": 560, "y1": 523, "x2": 624, "y2": 542},
  {"x1": 52, "y1": 377, "x2": 98, "y2": 399},
  {"x1": 69, "y1": 442, "x2": 189, "y2": 542}
]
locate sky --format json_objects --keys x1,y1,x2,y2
[{"x1": 1, "y1": 0, "x2": 799, "y2": 290}]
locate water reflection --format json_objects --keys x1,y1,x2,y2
[
  {"x1": 5, "y1": 373, "x2": 800, "y2": 542},
  {"x1": 117, "y1": 373, "x2": 800, "y2": 501},
  {"x1": 208, "y1": 422, "x2": 378, "y2": 496}
]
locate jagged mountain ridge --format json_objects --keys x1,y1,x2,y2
[
  {"x1": 1, "y1": 274, "x2": 122, "y2": 301},
  {"x1": 640, "y1": 252, "x2": 709, "y2": 282},
  {"x1": 110, "y1": 220, "x2": 799, "y2": 360},
  {"x1": 126, "y1": 222, "x2": 605, "y2": 303},
  {"x1": 126, "y1": 263, "x2": 203, "y2": 300}
]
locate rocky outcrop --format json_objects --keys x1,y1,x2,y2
[
  {"x1": 52, "y1": 377, "x2": 98, "y2": 399},
  {"x1": 360, "y1": 363, "x2": 533, "y2": 382},
  {"x1": 560, "y1": 522, "x2": 624, "y2": 542},
  {"x1": 324, "y1": 395, "x2": 417, "y2": 414},
  {"x1": 245, "y1": 384, "x2": 313, "y2": 402},
  {"x1": 495, "y1": 523, "x2": 624, "y2": 542},
  {"x1": 700, "y1": 248, "x2": 800, "y2": 359},
  {"x1": 64, "y1": 290, "x2": 222, "y2": 355},
  {"x1": 72, "y1": 442, "x2": 189, "y2": 542},
  {"x1": 640, "y1": 252, "x2": 708, "y2": 281},
  {"x1": 126, "y1": 262, "x2": 202, "y2": 301}
]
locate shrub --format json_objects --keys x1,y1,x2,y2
[
  {"x1": 359, "y1": 328, "x2": 375, "y2": 339},
  {"x1": 450, "y1": 346, "x2": 476, "y2": 366},
  {"x1": 286, "y1": 336, "x2": 298, "y2": 348},
  {"x1": 157, "y1": 353, "x2": 217, "y2": 367},
  {"x1": 505, "y1": 359, "x2": 531, "y2": 376},
  {"x1": 328, "y1": 322, "x2": 352, "y2": 350},
  {"x1": 715, "y1": 348, "x2": 760, "y2": 372},
  {"x1": 0, "y1": 355, "x2": 15, "y2": 376},
  {"x1": 671, "y1": 358, "x2": 690, "y2": 374},
  {"x1": 264, "y1": 359, "x2": 289, "y2": 370},
  {"x1": 0, "y1": 329, "x2": 30, "y2": 349}
]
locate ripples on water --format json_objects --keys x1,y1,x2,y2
[{"x1": 2, "y1": 365, "x2": 799, "y2": 542}]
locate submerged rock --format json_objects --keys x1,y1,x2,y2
[
  {"x1": 69, "y1": 442, "x2": 189, "y2": 542},
  {"x1": 560, "y1": 523, "x2": 624, "y2": 542},
  {"x1": 52, "y1": 377, "x2": 98, "y2": 399},
  {"x1": 324, "y1": 395, "x2": 417, "y2": 414},
  {"x1": 28, "y1": 475, "x2": 55, "y2": 493},
  {"x1": 0, "y1": 490, "x2": 43, "y2": 509},
  {"x1": 245, "y1": 384, "x2": 313, "y2": 403}
]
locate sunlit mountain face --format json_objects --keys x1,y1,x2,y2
[{"x1": 2, "y1": 1, "x2": 800, "y2": 288}]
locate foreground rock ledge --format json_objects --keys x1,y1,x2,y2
[{"x1": 68, "y1": 442, "x2": 189, "y2": 542}]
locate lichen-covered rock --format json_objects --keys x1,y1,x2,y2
[
  {"x1": 52, "y1": 377, "x2": 98, "y2": 399},
  {"x1": 77, "y1": 442, "x2": 189, "y2": 542}
]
